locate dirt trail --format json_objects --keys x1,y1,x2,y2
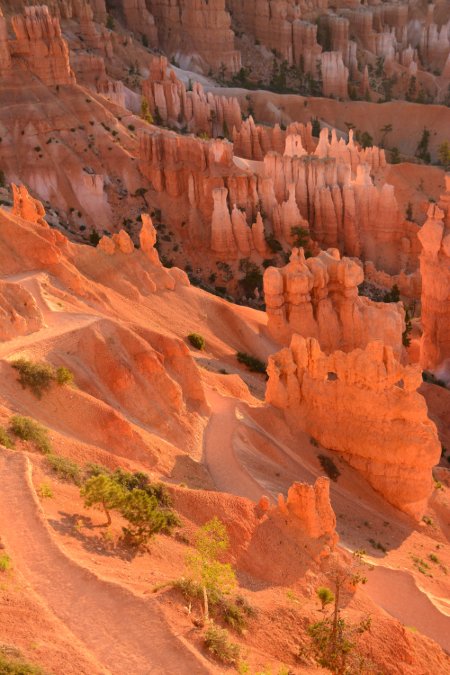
[
  {"x1": 0, "y1": 450, "x2": 213, "y2": 675},
  {"x1": 203, "y1": 389, "x2": 264, "y2": 502}
]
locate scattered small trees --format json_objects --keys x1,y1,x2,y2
[{"x1": 120, "y1": 489, "x2": 172, "y2": 546}]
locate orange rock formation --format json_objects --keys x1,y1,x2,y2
[
  {"x1": 263, "y1": 247, "x2": 405, "y2": 355},
  {"x1": 266, "y1": 334, "x2": 441, "y2": 517}
]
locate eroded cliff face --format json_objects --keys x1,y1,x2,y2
[
  {"x1": 263, "y1": 247, "x2": 405, "y2": 356},
  {"x1": 9, "y1": 5, "x2": 75, "y2": 85},
  {"x1": 147, "y1": 0, "x2": 241, "y2": 74},
  {"x1": 418, "y1": 178, "x2": 450, "y2": 377},
  {"x1": 266, "y1": 335, "x2": 441, "y2": 517}
]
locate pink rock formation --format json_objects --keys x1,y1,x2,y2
[
  {"x1": 142, "y1": 56, "x2": 242, "y2": 137},
  {"x1": 10, "y1": 6, "x2": 75, "y2": 85},
  {"x1": 418, "y1": 190, "x2": 450, "y2": 375},
  {"x1": 266, "y1": 334, "x2": 441, "y2": 517},
  {"x1": 320, "y1": 51, "x2": 349, "y2": 99},
  {"x1": 0, "y1": 9, "x2": 11, "y2": 75},
  {"x1": 263, "y1": 247, "x2": 405, "y2": 356}
]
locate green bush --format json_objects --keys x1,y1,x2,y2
[
  {"x1": 318, "y1": 454, "x2": 340, "y2": 482},
  {"x1": 204, "y1": 623, "x2": 240, "y2": 665},
  {"x1": 187, "y1": 333, "x2": 206, "y2": 350},
  {"x1": 0, "y1": 426, "x2": 14, "y2": 449},
  {"x1": 119, "y1": 489, "x2": 174, "y2": 546},
  {"x1": 12, "y1": 359, "x2": 55, "y2": 398},
  {"x1": 236, "y1": 352, "x2": 266, "y2": 374},
  {"x1": 0, "y1": 554, "x2": 11, "y2": 572},
  {"x1": 55, "y1": 367, "x2": 74, "y2": 386},
  {"x1": 0, "y1": 651, "x2": 45, "y2": 675},
  {"x1": 11, "y1": 358, "x2": 74, "y2": 398},
  {"x1": 46, "y1": 454, "x2": 81, "y2": 484},
  {"x1": 10, "y1": 416, "x2": 51, "y2": 454}
]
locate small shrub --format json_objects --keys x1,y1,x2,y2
[
  {"x1": 120, "y1": 489, "x2": 174, "y2": 546},
  {"x1": 0, "y1": 651, "x2": 45, "y2": 675},
  {"x1": 89, "y1": 229, "x2": 100, "y2": 246},
  {"x1": 12, "y1": 359, "x2": 55, "y2": 398},
  {"x1": 221, "y1": 601, "x2": 247, "y2": 634},
  {"x1": 46, "y1": 454, "x2": 81, "y2": 484},
  {"x1": 10, "y1": 416, "x2": 51, "y2": 454},
  {"x1": 0, "y1": 426, "x2": 14, "y2": 449},
  {"x1": 188, "y1": 333, "x2": 206, "y2": 350},
  {"x1": 0, "y1": 554, "x2": 11, "y2": 571},
  {"x1": 204, "y1": 623, "x2": 240, "y2": 665},
  {"x1": 37, "y1": 483, "x2": 54, "y2": 499},
  {"x1": 55, "y1": 366, "x2": 74, "y2": 386},
  {"x1": 11, "y1": 358, "x2": 74, "y2": 398},
  {"x1": 318, "y1": 454, "x2": 340, "y2": 482},
  {"x1": 236, "y1": 352, "x2": 266, "y2": 374},
  {"x1": 316, "y1": 586, "x2": 335, "y2": 611}
]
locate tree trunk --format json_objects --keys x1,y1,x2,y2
[
  {"x1": 203, "y1": 585, "x2": 209, "y2": 622},
  {"x1": 103, "y1": 502, "x2": 111, "y2": 526}
]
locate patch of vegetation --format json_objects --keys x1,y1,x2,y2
[
  {"x1": 37, "y1": 483, "x2": 54, "y2": 499},
  {"x1": 291, "y1": 227, "x2": 312, "y2": 256},
  {"x1": 422, "y1": 371, "x2": 447, "y2": 389},
  {"x1": 89, "y1": 229, "x2": 100, "y2": 246},
  {"x1": 236, "y1": 352, "x2": 266, "y2": 374},
  {"x1": 316, "y1": 586, "x2": 334, "y2": 611},
  {"x1": 186, "y1": 517, "x2": 236, "y2": 620},
  {"x1": 141, "y1": 98, "x2": 153, "y2": 124},
  {"x1": 46, "y1": 454, "x2": 81, "y2": 484},
  {"x1": 416, "y1": 127, "x2": 431, "y2": 164},
  {"x1": 265, "y1": 234, "x2": 283, "y2": 253},
  {"x1": 411, "y1": 555, "x2": 431, "y2": 576},
  {"x1": 318, "y1": 454, "x2": 340, "y2": 482},
  {"x1": 187, "y1": 333, "x2": 206, "y2": 350},
  {"x1": 10, "y1": 416, "x2": 51, "y2": 454},
  {"x1": 0, "y1": 554, "x2": 11, "y2": 572},
  {"x1": 204, "y1": 623, "x2": 240, "y2": 665},
  {"x1": 368, "y1": 539, "x2": 386, "y2": 553},
  {"x1": 0, "y1": 426, "x2": 14, "y2": 449},
  {"x1": 239, "y1": 259, "x2": 263, "y2": 297},
  {"x1": 0, "y1": 649, "x2": 45, "y2": 675},
  {"x1": 80, "y1": 468, "x2": 179, "y2": 546},
  {"x1": 307, "y1": 553, "x2": 370, "y2": 674},
  {"x1": 11, "y1": 358, "x2": 74, "y2": 398},
  {"x1": 382, "y1": 284, "x2": 400, "y2": 303}
]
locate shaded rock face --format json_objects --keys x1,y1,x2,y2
[
  {"x1": 263, "y1": 247, "x2": 405, "y2": 357},
  {"x1": 419, "y1": 179, "x2": 450, "y2": 377},
  {"x1": 147, "y1": 0, "x2": 241, "y2": 74},
  {"x1": 9, "y1": 5, "x2": 75, "y2": 85},
  {"x1": 266, "y1": 335, "x2": 441, "y2": 518}
]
